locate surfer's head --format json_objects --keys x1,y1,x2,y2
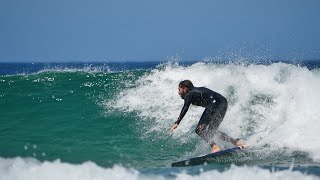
[{"x1": 178, "y1": 80, "x2": 194, "y2": 99}]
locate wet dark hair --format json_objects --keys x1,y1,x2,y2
[{"x1": 179, "y1": 80, "x2": 194, "y2": 90}]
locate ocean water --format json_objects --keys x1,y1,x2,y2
[{"x1": 1, "y1": 61, "x2": 320, "y2": 180}]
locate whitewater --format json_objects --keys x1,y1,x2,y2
[
  {"x1": 1, "y1": 61, "x2": 320, "y2": 179},
  {"x1": 113, "y1": 62, "x2": 320, "y2": 160}
]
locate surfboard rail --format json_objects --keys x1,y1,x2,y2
[{"x1": 171, "y1": 146, "x2": 242, "y2": 167}]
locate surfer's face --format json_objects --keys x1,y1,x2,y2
[{"x1": 178, "y1": 86, "x2": 187, "y2": 99}]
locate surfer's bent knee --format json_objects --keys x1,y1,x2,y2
[{"x1": 195, "y1": 124, "x2": 206, "y2": 135}]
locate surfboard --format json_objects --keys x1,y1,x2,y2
[{"x1": 171, "y1": 146, "x2": 243, "y2": 167}]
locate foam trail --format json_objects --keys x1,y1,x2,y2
[
  {"x1": 111, "y1": 62, "x2": 320, "y2": 160},
  {"x1": 0, "y1": 157, "x2": 318, "y2": 180}
]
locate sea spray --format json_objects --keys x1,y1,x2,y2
[{"x1": 112, "y1": 62, "x2": 320, "y2": 161}]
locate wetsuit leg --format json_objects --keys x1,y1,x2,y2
[
  {"x1": 207, "y1": 102, "x2": 227, "y2": 132},
  {"x1": 195, "y1": 102, "x2": 228, "y2": 146},
  {"x1": 217, "y1": 131, "x2": 240, "y2": 145},
  {"x1": 195, "y1": 108, "x2": 213, "y2": 145}
]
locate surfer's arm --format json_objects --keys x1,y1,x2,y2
[
  {"x1": 175, "y1": 94, "x2": 191, "y2": 125},
  {"x1": 169, "y1": 94, "x2": 191, "y2": 133}
]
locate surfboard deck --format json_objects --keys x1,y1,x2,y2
[{"x1": 171, "y1": 146, "x2": 243, "y2": 167}]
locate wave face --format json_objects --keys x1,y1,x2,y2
[{"x1": 1, "y1": 61, "x2": 320, "y2": 178}]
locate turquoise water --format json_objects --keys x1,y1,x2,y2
[
  {"x1": 1, "y1": 62, "x2": 320, "y2": 179},
  {"x1": 0, "y1": 69, "x2": 151, "y2": 166}
]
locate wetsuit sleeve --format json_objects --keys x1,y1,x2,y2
[{"x1": 175, "y1": 93, "x2": 192, "y2": 125}]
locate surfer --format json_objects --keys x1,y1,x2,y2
[{"x1": 169, "y1": 80, "x2": 245, "y2": 153}]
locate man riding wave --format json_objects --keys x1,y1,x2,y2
[{"x1": 169, "y1": 80, "x2": 245, "y2": 153}]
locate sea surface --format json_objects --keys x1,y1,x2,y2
[{"x1": 1, "y1": 60, "x2": 320, "y2": 179}]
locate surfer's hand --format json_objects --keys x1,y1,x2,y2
[{"x1": 168, "y1": 124, "x2": 178, "y2": 133}]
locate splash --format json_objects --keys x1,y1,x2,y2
[{"x1": 111, "y1": 62, "x2": 320, "y2": 161}]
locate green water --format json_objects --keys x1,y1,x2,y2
[
  {"x1": 2, "y1": 63, "x2": 320, "y2": 178},
  {"x1": 0, "y1": 70, "x2": 189, "y2": 168}
]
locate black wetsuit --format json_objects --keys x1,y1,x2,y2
[{"x1": 176, "y1": 87, "x2": 228, "y2": 146}]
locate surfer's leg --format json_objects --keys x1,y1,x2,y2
[
  {"x1": 206, "y1": 102, "x2": 229, "y2": 152},
  {"x1": 204, "y1": 102, "x2": 246, "y2": 148},
  {"x1": 195, "y1": 108, "x2": 221, "y2": 153},
  {"x1": 217, "y1": 131, "x2": 246, "y2": 147},
  {"x1": 207, "y1": 102, "x2": 227, "y2": 133},
  {"x1": 217, "y1": 132, "x2": 238, "y2": 144},
  {"x1": 195, "y1": 108, "x2": 211, "y2": 142}
]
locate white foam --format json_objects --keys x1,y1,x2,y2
[
  {"x1": 0, "y1": 157, "x2": 318, "y2": 180},
  {"x1": 0, "y1": 157, "x2": 140, "y2": 180},
  {"x1": 35, "y1": 64, "x2": 112, "y2": 74},
  {"x1": 175, "y1": 165, "x2": 318, "y2": 180},
  {"x1": 110, "y1": 62, "x2": 320, "y2": 161}
]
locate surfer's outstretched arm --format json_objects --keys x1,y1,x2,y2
[
  {"x1": 169, "y1": 94, "x2": 192, "y2": 133},
  {"x1": 169, "y1": 123, "x2": 178, "y2": 133},
  {"x1": 175, "y1": 93, "x2": 192, "y2": 125}
]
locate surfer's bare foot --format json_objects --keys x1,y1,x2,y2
[
  {"x1": 210, "y1": 144, "x2": 221, "y2": 153},
  {"x1": 235, "y1": 139, "x2": 246, "y2": 148}
]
